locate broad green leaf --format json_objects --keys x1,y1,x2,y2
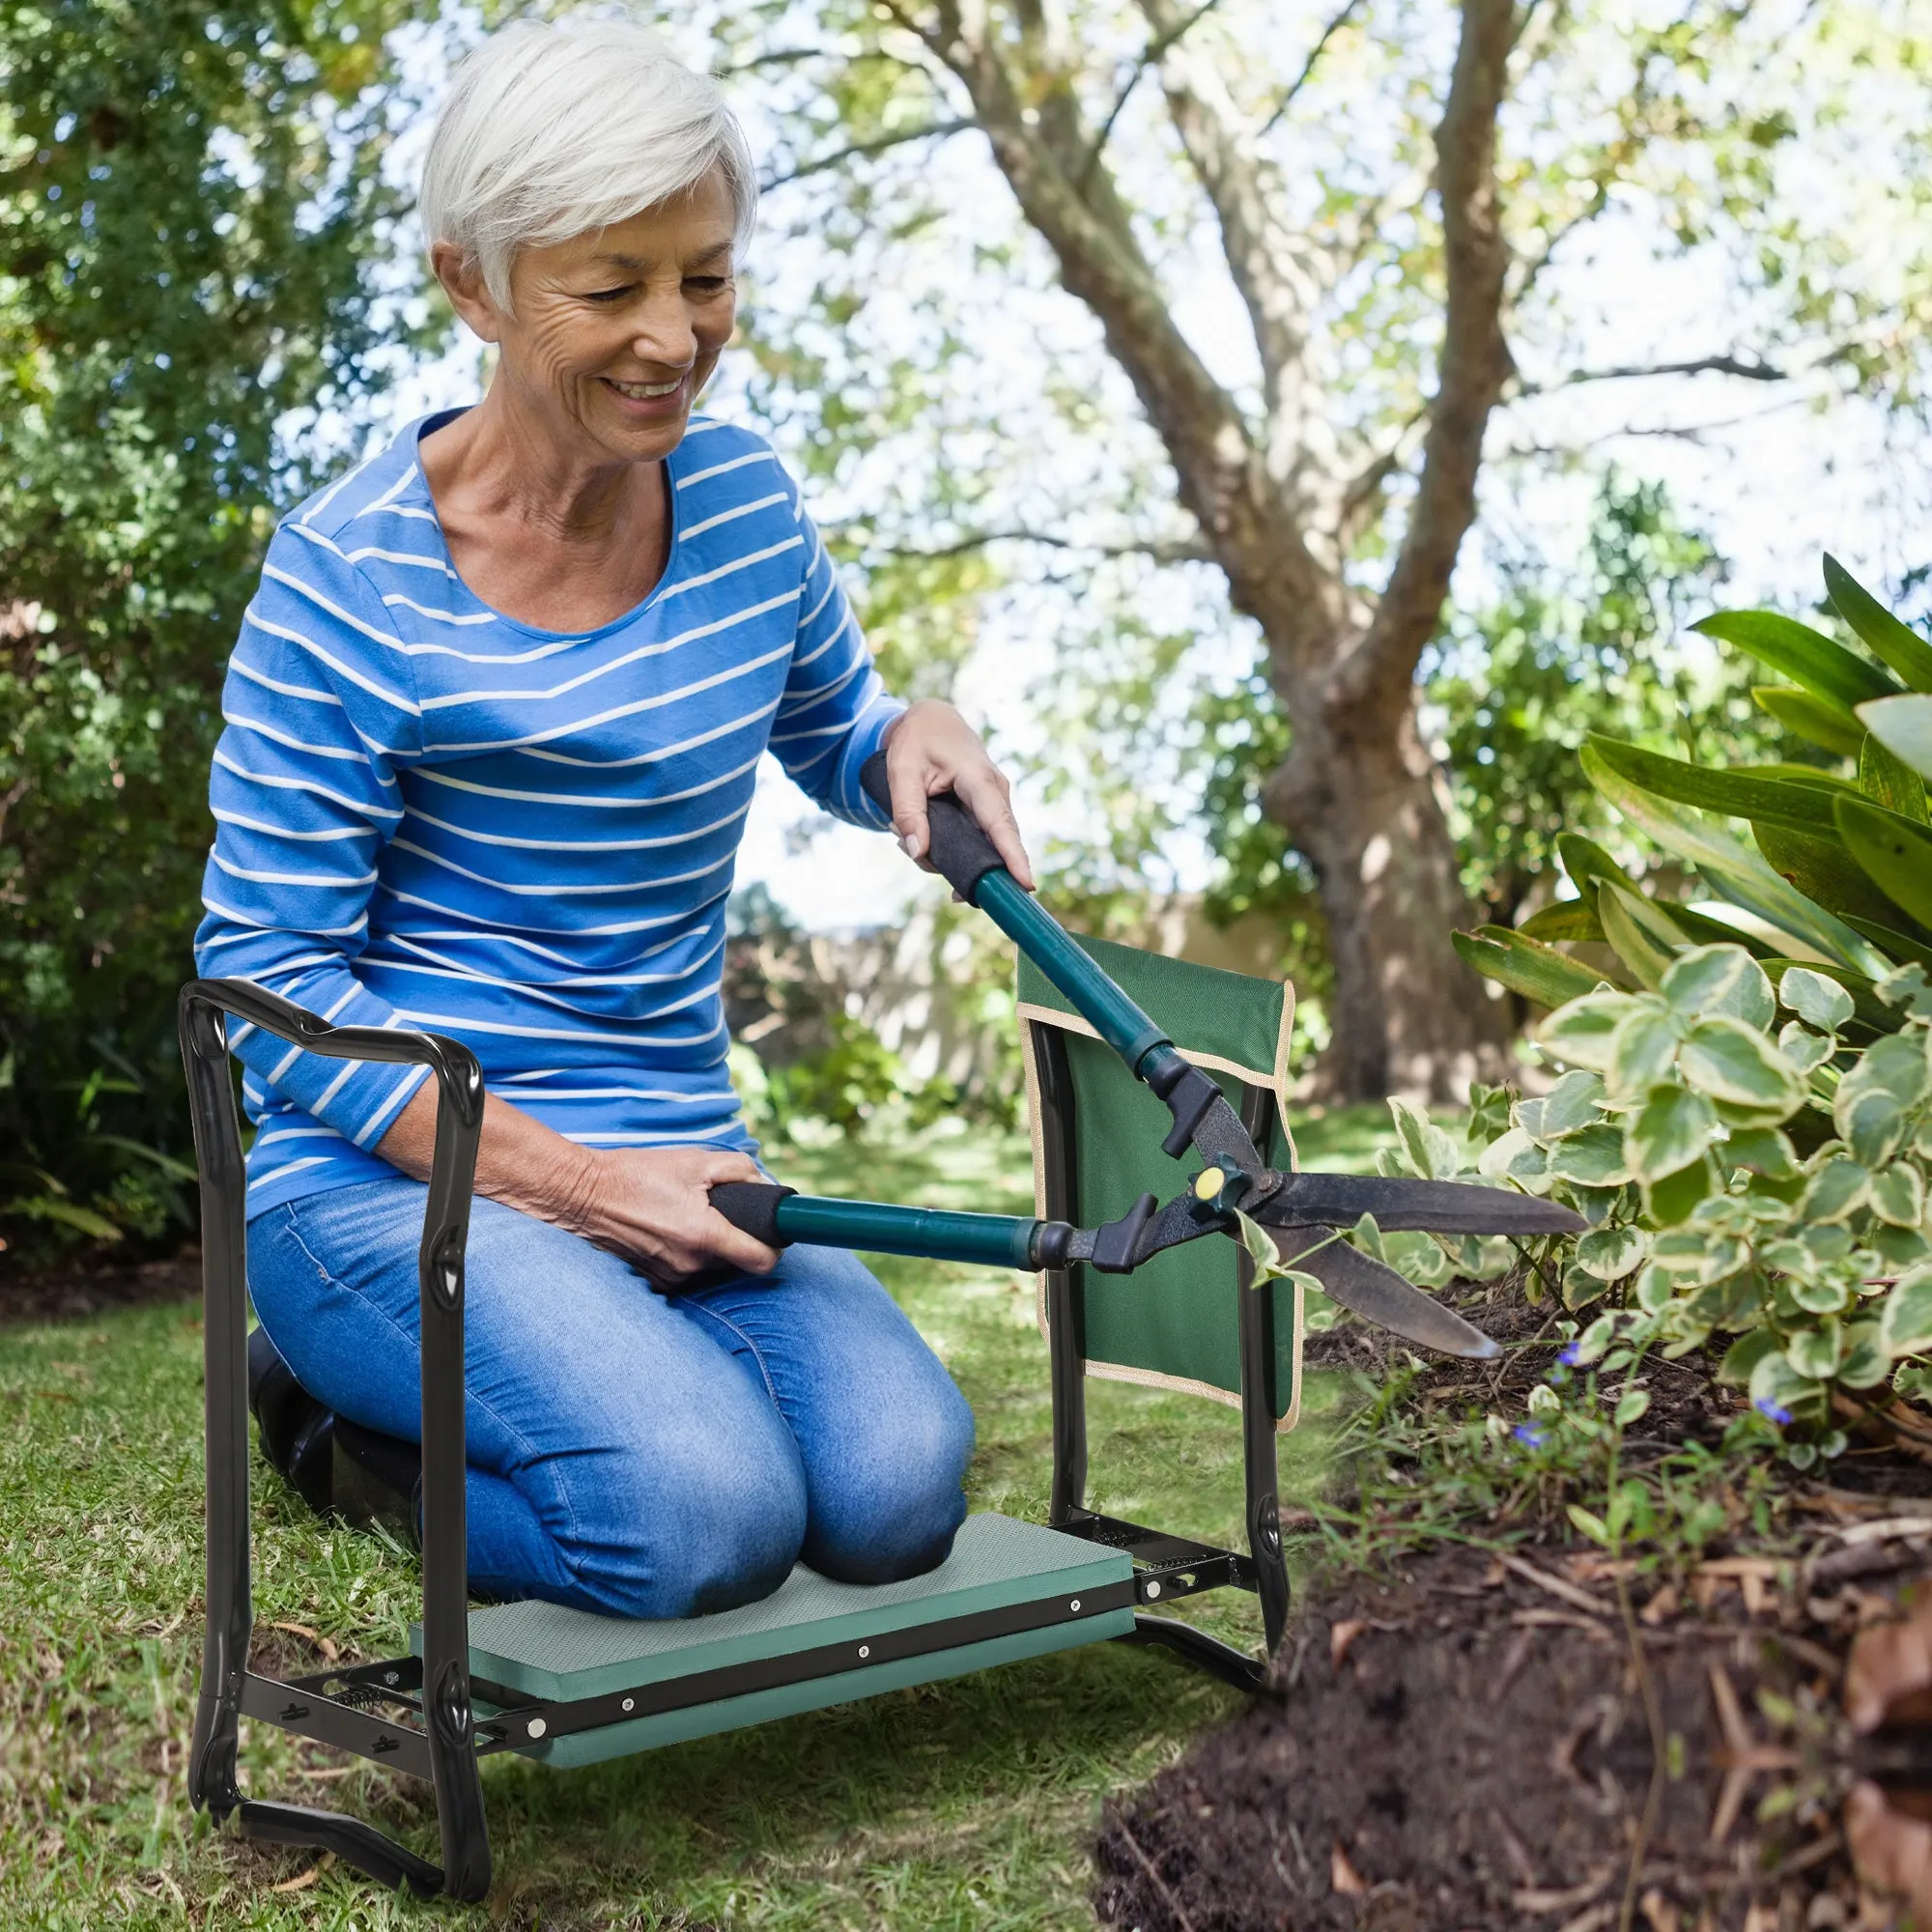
[
  {"x1": 1776, "y1": 965, "x2": 1855, "y2": 1033},
  {"x1": 5, "y1": 1195, "x2": 124, "y2": 1242},
  {"x1": 1723, "y1": 1125, "x2": 1799, "y2": 1176},
  {"x1": 1764, "y1": 959, "x2": 1899, "y2": 1037},
  {"x1": 1677, "y1": 1018, "x2": 1805, "y2": 1113},
  {"x1": 1802, "y1": 1155, "x2": 1870, "y2": 1223},
  {"x1": 1518, "y1": 899, "x2": 1607, "y2": 944},
  {"x1": 1536, "y1": 990, "x2": 1637, "y2": 1071},
  {"x1": 1858, "y1": 693, "x2": 1932, "y2": 782},
  {"x1": 1581, "y1": 743, "x2": 1891, "y2": 979},
  {"x1": 1842, "y1": 1031, "x2": 1932, "y2": 1107},
  {"x1": 1666, "y1": 905, "x2": 1781, "y2": 959},
  {"x1": 1597, "y1": 883, "x2": 1684, "y2": 990},
  {"x1": 1752, "y1": 822, "x2": 1910, "y2": 929},
  {"x1": 1750, "y1": 1349, "x2": 1827, "y2": 1420},
  {"x1": 1605, "y1": 1001, "x2": 1681, "y2": 1099},
  {"x1": 1645, "y1": 1154, "x2": 1717, "y2": 1225},
  {"x1": 1844, "y1": 916, "x2": 1932, "y2": 969},
  {"x1": 1476, "y1": 1124, "x2": 1535, "y2": 1179},
  {"x1": 1625, "y1": 1085, "x2": 1717, "y2": 1181},
  {"x1": 1548, "y1": 1122, "x2": 1634, "y2": 1187},
  {"x1": 1555, "y1": 833, "x2": 1634, "y2": 895},
  {"x1": 1661, "y1": 944, "x2": 1775, "y2": 1028},
  {"x1": 1566, "y1": 1504, "x2": 1610, "y2": 1545},
  {"x1": 1751, "y1": 684, "x2": 1868, "y2": 759},
  {"x1": 1719, "y1": 1328, "x2": 1779, "y2": 1385},
  {"x1": 1787, "y1": 1321, "x2": 1845, "y2": 1379},
  {"x1": 1562, "y1": 1262, "x2": 1607, "y2": 1309},
  {"x1": 1576, "y1": 1223, "x2": 1647, "y2": 1282},
  {"x1": 1541, "y1": 1068, "x2": 1608, "y2": 1136},
  {"x1": 1840, "y1": 1091, "x2": 1912, "y2": 1168},
  {"x1": 1840, "y1": 1322, "x2": 1891, "y2": 1389},
  {"x1": 1790, "y1": 1275, "x2": 1851, "y2": 1315},
  {"x1": 1388, "y1": 1098, "x2": 1462, "y2": 1181},
  {"x1": 1614, "y1": 1387, "x2": 1652, "y2": 1426},
  {"x1": 1585, "y1": 736, "x2": 1843, "y2": 837},
  {"x1": 1694, "y1": 609, "x2": 1900, "y2": 710},
  {"x1": 1861, "y1": 733, "x2": 1930, "y2": 823},
  {"x1": 1880, "y1": 1266, "x2": 1932, "y2": 1357},
  {"x1": 1825, "y1": 555, "x2": 1932, "y2": 692},
  {"x1": 1870, "y1": 1162, "x2": 1925, "y2": 1228},
  {"x1": 1453, "y1": 927, "x2": 1605, "y2": 1010},
  {"x1": 1836, "y1": 796, "x2": 1932, "y2": 932}
]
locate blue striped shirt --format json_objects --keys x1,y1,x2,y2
[{"x1": 194, "y1": 409, "x2": 902, "y2": 1217}]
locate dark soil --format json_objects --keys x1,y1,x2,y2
[
  {"x1": 0, "y1": 1248, "x2": 200, "y2": 1326},
  {"x1": 1098, "y1": 1269, "x2": 1932, "y2": 1931},
  {"x1": 1095, "y1": 1538, "x2": 1929, "y2": 1931}
]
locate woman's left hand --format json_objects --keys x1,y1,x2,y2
[{"x1": 882, "y1": 699, "x2": 1035, "y2": 892}]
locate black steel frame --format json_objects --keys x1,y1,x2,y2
[
  {"x1": 1029, "y1": 1021, "x2": 1293, "y2": 1692},
  {"x1": 177, "y1": 978, "x2": 1290, "y2": 1902}
]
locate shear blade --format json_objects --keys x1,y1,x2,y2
[
  {"x1": 1276, "y1": 1227, "x2": 1500, "y2": 1360},
  {"x1": 1259, "y1": 1171, "x2": 1584, "y2": 1237}
]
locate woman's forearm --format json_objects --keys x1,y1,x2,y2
[{"x1": 376, "y1": 1078, "x2": 597, "y2": 1229}]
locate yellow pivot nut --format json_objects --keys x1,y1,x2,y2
[{"x1": 1193, "y1": 1166, "x2": 1226, "y2": 1204}]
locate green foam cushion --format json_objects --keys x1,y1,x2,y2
[{"x1": 416, "y1": 1513, "x2": 1133, "y2": 1756}]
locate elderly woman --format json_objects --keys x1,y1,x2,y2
[{"x1": 197, "y1": 14, "x2": 1032, "y2": 1619}]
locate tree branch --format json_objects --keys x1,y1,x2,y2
[
  {"x1": 760, "y1": 117, "x2": 978, "y2": 191},
  {"x1": 1077, "y1": 0, "x2": 1226, "y2": 192},
  {"x1": 1520, "y1": 353, "x2": 1789, "y2": 393},
  {"x1": 1343, "y1": 0, "x2": 1517, "y2": 717},
  {"x1": 1257, "y1": 0, "x2": 1366, "y2": 136}
]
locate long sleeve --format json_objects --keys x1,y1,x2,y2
[
  {"x1": 193, "y1": 521, "x2": 432, "y2": 1178},
  {"x1": 765, "y1": 486, "x2": 902, "y2": 830}
]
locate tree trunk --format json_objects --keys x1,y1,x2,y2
[{"x1": 1268, "y1": 667, "x2": 1512, "y2": 1104}]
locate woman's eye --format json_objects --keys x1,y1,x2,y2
[
  {"x1": 684, "y1": 276, "x2": 730, "y2": 295},
  {"x1": 583, "y1": 284, "x2": 636, "y2": 304}
]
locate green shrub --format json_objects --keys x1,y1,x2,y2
[{"x1": 1447, "y1": 556, "x2": 1932, "y2": 1456}]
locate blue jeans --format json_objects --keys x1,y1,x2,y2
[{"x1": 246, "y1": 1178, "x2": 975, "y2": 1618}]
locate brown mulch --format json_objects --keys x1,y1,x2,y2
[
  {"x1": 0, "y1": 1249, "x2": 200, "y2": 1326},
  {"x1": 1094, "y1": 1265, "x2": 1932, "y2": 1930},
  {"x1": 1094, "y1": 1530, "x2": 1931, "y2": 1930}
]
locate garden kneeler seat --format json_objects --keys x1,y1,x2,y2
[{"x1": 174, "y1": 966, "x2": 1292, "y2": 1901}]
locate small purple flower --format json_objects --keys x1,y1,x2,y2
[
  {"x1": 1513, "y1": 1423, "x2": 1548, "y2": 1448},
  {"x1": 1559, "y1": 1342, "x2": 1586, "y2": 1367},
  {"x1": 1753, "y1": 1397, "x2": 1793, "y2": 1427}
]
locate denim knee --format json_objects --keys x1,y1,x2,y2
[
  {"x1": 803, "y1": 1373, "x2": 975, "y2": 1586},
  {"x1": 555, "y1": 1434, "x2": 810, "y2": 1620}
]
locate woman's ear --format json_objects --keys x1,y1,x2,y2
[{"x1": 430, "y1": 240, "x2": 504, "y2": 345}]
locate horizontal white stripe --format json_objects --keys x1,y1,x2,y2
[
  {"x1": 343, "y1": 544, "x2": 458, "y2": 577},
  {"x1": 389, "y1": 1007, "x2": 725, "y2": 1049},
  {"x1": 212, "y1": 807, "x2": 377, "y2": 844},
  {"x1": 385, "y1": 838, "x2": 733, "y2": 897},
  {"x1": 379, "y1": 879, "x2": 726, "y2": 940},
  {"x1": 230, "y1": 655, "x2": 344, "y2": 709},
  {"x1": 500, "y1": 1084, "x2": 730, "y2": 1103},
  {"x1": 418, "y1": 589, "x2": 798, "y2": 713},
  {"x1": 247, "y1": 1154, "x2": 338, "y2": 1191},
  {"x1": 379, "y1": 929, "x2": 723, "y2": 994},
  {"x1": 355, "y1": 1062, "x2": 432, "y2": 1148},
  {"x1": 567, "y1": 1123, "x2": 741, "y2": 1145},
  {"x1": 254, "y1": 1125, "x2": 348, "y2": 1146},
  {"x1": 680, "y1": 492, "x2": 787, "y2": 541},
  {"x1": 382, "y1": 592, "x2": 497, "y2": 626},
  {"x1": 213, "y1": 750, "x2": 404, "y2": 821},
  {"x1": 675, "y1": 448, "x2": 775, "y2": 490},
  {"x1": 433, "y1": 642, "x2": 792, "y2": 756},
  {"x1": 246, "y1": 608, "x2": 422, "y2": 715},
  {"x1": 413, "y1": 750, "x2": 760, "y2": 810},
  {"x1": 660, "y1": 536, "x2": 803, "y2": 602},
  {"x1": 199, "y1": 894, "x2": 369, "y2": 941},
  {"x1": 780, "y1": 653, "x2": 869, "y2": 712},
  {"x1": 516, "y1": 696, "x2": 780, "y2": 770},
  {"x1": 401, "y1": 797, "x2": 749, "y2": 854},
  {"x1": 211, "y1": 852, "x2": 379, "y2": 889},
  {"x1": 222, "y1": 705, "x2": 406, "y2": 770}
]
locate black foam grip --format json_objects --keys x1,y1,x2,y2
[
  {"x1": 708, "y1": 1181, "x2": 797, "y2": 1248},
  {"x1": 858, "y1": 751, "x2": 1007, "y2": 906}
]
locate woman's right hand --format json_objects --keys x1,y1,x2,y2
[{"x1": 562, "y1": 1144, "x2": 782, "y2": 1287}]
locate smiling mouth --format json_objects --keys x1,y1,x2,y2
[{"x1": 603, "y1": 376, "x2": 684, "y2": 400}]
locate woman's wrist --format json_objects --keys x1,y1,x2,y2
[{"x1": 498, "y1": 1136, "x2": 605, "y2": 1238}]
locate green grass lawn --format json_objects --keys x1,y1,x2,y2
[{"x1": 0, "y1": 1120, "x2": 1381, "y2": 1931}]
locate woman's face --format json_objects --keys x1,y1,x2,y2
[{"x1": 442, "y1": 166, "x2": 740, "y2": 468}]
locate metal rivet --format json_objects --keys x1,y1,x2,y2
[
  {"x1": 1146, "y1": 1580, "x2": 1162, "y2": 1600},
  {"x1": 1069, "y1": 1599, "x2": 1082, "y2": 1612},
  {"x1": 621, "y1": 1697, "x2": 635, "y2": 1713},
  {"x1": 858, "y1": 1644, "x2": 870, "y2": 1660},
  {"x1": 526, "y1": 1717, "x2": 547, "y2": 1739}
]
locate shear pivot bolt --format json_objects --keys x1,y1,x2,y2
[
  {"x1": 858, "y1": 1645, "x2": 870, "y2": 1660},
  {"x1": 1193, "y1": 1167, "x2": 1225, "y2": 1204},
  {"x1": 1145, "y1": 1580, "x2": 1162, "y2": 1600},
  {"x1": 1069, "y1": 1599, "x2": 1081, "y2": 1612},
  {"x1": 526, "y1": 1718, "x2": 547, "y2": 1740},
  {"x1": 622, "y1": 1698, "x2": 635, "y2": 1713}
]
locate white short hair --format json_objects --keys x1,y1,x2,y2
[{"x1": 419, "y1": 12, "x2": 758, "y2": 312}]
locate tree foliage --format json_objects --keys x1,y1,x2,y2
[{"x1": 0, "y1": 0, "x2": 422, "y2": 1260}]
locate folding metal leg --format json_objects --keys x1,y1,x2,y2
[{"x1": 178, "y1": 980, "x2": 492, "y2": 1901}]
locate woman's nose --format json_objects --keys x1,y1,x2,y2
[{"x1": 628, "y1": 297, "x2": 696, "y2": 371}]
